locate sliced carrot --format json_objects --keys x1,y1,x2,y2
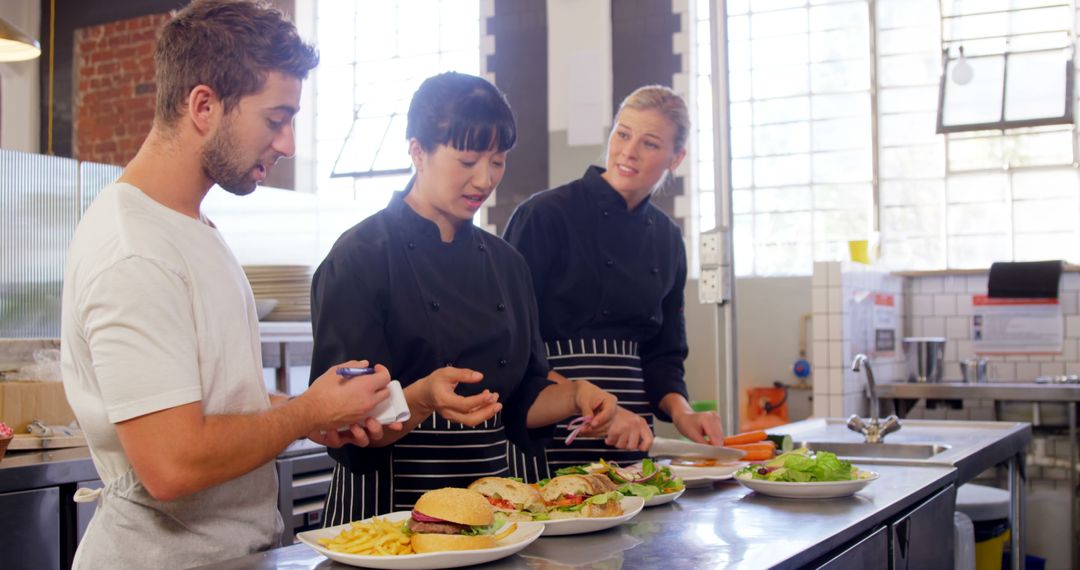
[
  {"x1": 722, "y1": 430, "x2": 768, "y2": 446},
  {"x1": 728, "y1": 441, "x2": 777, "y2": 461}
]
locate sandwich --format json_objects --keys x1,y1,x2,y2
[
  {"x1": 540, "y1": 474, "x2": 624, "y2": 518},
  {"x1": 407, "y1": 487, "x2": 501, "y2": 553},
  {"x1": 468, "y1": 477, "x2": 549, "y2": 521}
]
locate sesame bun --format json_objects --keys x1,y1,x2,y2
[
  {"x1": 410, "y1": 533, "x2": 496, "y2": 553},
  {"x1": 412, "y1": 487, "x2": 494, "y2": 527}
]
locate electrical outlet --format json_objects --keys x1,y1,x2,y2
[
  {"x1": 699, "y1": 268, "x2": 722, "y2": 304},
  {"x1": 700, "y1": 233, "x2": 721, "y2": 267}
]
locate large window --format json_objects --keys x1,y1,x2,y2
[
  {"x1": 313, "y1": 1, "x2": 481, "y2": 220},
  {"x1": 694, "y1": 0, "x2": 1080, "y2": 276}
]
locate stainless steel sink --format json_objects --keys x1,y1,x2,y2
[{"x1": 796, "y1": 441, "x2": 951, "y2": 460}]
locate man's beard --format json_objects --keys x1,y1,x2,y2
[{"x1": 202, "y1": 120, "x2": 258, "y2": 196}]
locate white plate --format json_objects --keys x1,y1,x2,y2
[
  {"x1": 539, "y1": 496, "x2": 644, "y2": 536},
  {"x1": 734, "y1": 470, "x2": 880, "y2": 499},
  {"x1": 642, "y1": 487, "x2": 685, "y2": 507},
  {"x1": 297, "y1": 512, "x2": 543, "y2": 569},
  {"x1": 666, "y1": 462, "x2": 745, "y2": 488}
]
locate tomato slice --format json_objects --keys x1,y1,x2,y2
[
  {"x1": 548, "y1": 494, "x2": 585, "y2": 508},
  {"x1": 487, "y1": 497, "x2": 516, "y2": 510}
]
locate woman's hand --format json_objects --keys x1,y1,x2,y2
[
  {"x1": 603, "y1": 406, "x2": 653, "y2": 451},
  {"x1": 573, "y1": 381, "x2": 617, "y2": 435},
  {"x1": 671, "y1": 409, "x2": 724, "y2": 445},
  {"x1": 414, "y1": 366, "x2": 501, "y2": 427}
]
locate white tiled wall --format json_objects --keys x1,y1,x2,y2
[
  {"x1": 907, "y1": 272, "x2": 1080, "y2": 383},
  {"x1": 811, "y1": 261, "x2": 905, "y2": 418}
]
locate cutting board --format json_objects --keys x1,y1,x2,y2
[{"x1": 7, "y1": 433, "x2": 87, "y2": 450}]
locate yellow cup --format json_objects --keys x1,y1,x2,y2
[{"x1": 848, "y1": 240, "x2": 871, "y2": 264}]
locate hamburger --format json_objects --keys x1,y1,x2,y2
[
  {"x1": 540, "y1": 474, "x2": 624, "y2": 518},
  {"x1": 468, "y1": 477, "x2": 548, "y2": 521},
  {"x1": 407, "y1": 488, "x2": 499, "y2": 553}
]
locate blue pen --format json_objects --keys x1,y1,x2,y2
[{"x1": 338, "y1": 367, "x2": 376, "y2": 378}]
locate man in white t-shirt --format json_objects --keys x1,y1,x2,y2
[{"x1": 60, "y1": 2, "x2": 402, "y2": 567}]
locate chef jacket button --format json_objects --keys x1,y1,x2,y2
[
  {"x1": 646, "y1": 217, "x2": 654, "y2": 226},
  {"x1": 431, "y1": 301, "x2": 440, "y2": 311},
  {"x1": 602, "y1": 211, "x2": 609, "y2": 218},
  {"x1": 605, "y1": 259, "x2": 614, "y2": 267},
  {"x1": 601, "y1": 309, "x2": 611, "y2": 317},
  {"x1": 497, "y1": 303, "x2": 506, "y2": 311},
  {"x1": 498, "y1": 359, "x2": 508, "y2": 367},
  {"x1": 650, "y1": 267, "x2": 659, "y2": 275},
  {"x1": 407, "y1": 242, "x2": 416, "y2": 249},
  {"x1": 478, "y1": 243, "x2": 486, "y2": 252},
  {"x1": 650, "y1": 316, "x2": 658, "y2": 323}
]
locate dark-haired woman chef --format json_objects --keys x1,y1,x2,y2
[
  {"x1": 504, "y1": 85, "x2": 724, "y2": 472},
  {"x1": 310, "y1": 72, "x2": 630, "y2": 523}
]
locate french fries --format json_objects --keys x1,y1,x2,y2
[{"x1": 317, "y1": 517, "x2": 413, "y2": 556}]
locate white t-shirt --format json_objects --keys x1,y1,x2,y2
[{"x1": 61, "y1": 182, "x2": 281, "y2": 567}]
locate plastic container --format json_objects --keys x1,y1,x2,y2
[
  {"x1": 955, "y1": 483, "x2": 1010, "y2": 570},
  {"x1": 954, "y1": 511, "x2": 976, "y2": 570}
]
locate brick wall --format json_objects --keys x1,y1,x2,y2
[{"x1": 73, "y1": 13, "x2": 168, "y2": 166}]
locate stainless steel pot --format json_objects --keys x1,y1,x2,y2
[{"x1": 903, "y1": 337, "x2": 946, "y2": 383}]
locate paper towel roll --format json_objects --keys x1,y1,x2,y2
[{"x1": 988, "y1": 260, "x2": 1062, "y2": 298}]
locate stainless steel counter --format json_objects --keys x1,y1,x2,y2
[
  {"x1": 0, "y1": 446, "x2": 97, "y2": 493},
  {"x1": 877, "y1": 381, "x2": 1078, "y2": 570},
  {"x1": 198, "y1": 464, "x2": 956, "y2": 570}
]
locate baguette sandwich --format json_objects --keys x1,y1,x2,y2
[
  {"x1": 468, "y1": 477, "x2": 549, "y2": 521},
  {"x1": 540, "y1": 474, "x2": 624, "y2": 519}
]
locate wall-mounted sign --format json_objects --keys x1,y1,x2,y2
[{"x1": 971, "y1": 295, "x2": 1063, "y2": 354}]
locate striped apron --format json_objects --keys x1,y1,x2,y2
[
  {"x1": 543, "y1": 338, "x2": 652, "y2": 471},
  {"x1": 323, "y1": 410, "x2": 547, "y2": 524}
]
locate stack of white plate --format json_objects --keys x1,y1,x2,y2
[{"x1": 242, "y1": 265, "x2": 313, "y2": 322}]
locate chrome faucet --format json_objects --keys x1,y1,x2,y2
[{"x1": 848, "y1": 354, "x2": 901, "y2": 443}]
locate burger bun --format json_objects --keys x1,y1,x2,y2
[
  {"x1": 413, "y1": 487, "x2": 494, "y2": 527},
  {"x1": 411, "y1": 533, "x2": 496, "y2": 553}
]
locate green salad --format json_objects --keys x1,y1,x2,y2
[
  {"x1": 736, "y1": 448, "x2": 863, "y2": 483},
  {"x1": 552, "y1": 458, "x2": 684, "y2": 500}
]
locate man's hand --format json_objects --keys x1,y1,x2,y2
[
  {"x1": 603, "y1": 406, "x2": 653, "y2": 451},
  {"x1": 308, "y1": 417, "x2": 404, "y2": 448},
  {"x1": 300, "y1": 360, "x2": 393, "y2": 432},
  {"x1": 413, "y1": 366, "x2": 500, "y2": 426}
]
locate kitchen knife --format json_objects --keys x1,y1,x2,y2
[{"x1": 649, "y1": 436, "x2": 747, "y2": 462}]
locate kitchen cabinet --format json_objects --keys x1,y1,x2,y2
[
  {"x1": 809, "y1": 484, "x2": 956, "y2": 570},
  {"x1": 0, "y1": 487, "x2": 61, "y2": 570},
  {"x1": 814, "y1": 526, "x2": 889, "y2": 569},
  {"x1": 891, "y1": 484, "x2": 956, "y2": 570}
]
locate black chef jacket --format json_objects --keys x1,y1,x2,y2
[
  {"x1": 310, "y1": 183, "x2": 554, "y2": 474},
  {"x1": 503, "y1": 165, "x2": 689, "y2": 421}
]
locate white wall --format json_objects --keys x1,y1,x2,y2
[{"x1": 0, "y1": 0, "x2": 40, "y2": 153}]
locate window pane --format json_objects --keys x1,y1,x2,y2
[
  {"x1": 1015, "y1": 232, "x2": 1079, "y2": 262},
  {"x1": 1006, "y1": 128, "x2": 1074, "y2": 167},
  {"x1": 880, "y1": 144, "x2": 946, "y2": 178},
  {"x1": 1012, "y1": 168, "x2": 1079, "y2": 200},
  {"x1": 1014, "y1": 198, "x2": 1078, "y2": 233},
  {"x1": 948, "y1": 235, "x2": 1011, "y2": 268},
  {"x1": 754, "y1": 154, "x2": 811, "y2": 186},
  {"x1": 812, "y1": 93, "x2": 870, "y2": 119},
  {"x1": 751, "y1": 8, "x2": 808, "y2": 38},
  {"x1": 879, "y1": 112, "x2": 940, "y2": 146},
  {"x1": 880, "y1": 180, "x2": 944, "y2": 207},
  {"x1": 947, "y1": 173, "x2": 1007, "y2": 203},
  {"x1": 754, "y1": 123, "x2": 810, "y2": 155},
  {"x1": 812, "y1": 117, "x2": 870, "y2": 151},
  {"x1": 755, "y1": 186, "x2": 812, "y2": 212},
  {"x1": 947, "y1": 137, "x2": 1004, "y2": 171},
  {"x1": 813, "y1": 149, "x2": 872, "y2": 183},
  {"x1": 947, "y1": 202, "x2": 1010, "y2": 235},
  {"x1": 753, "y1": 97, "x2": 809, "y2": 124},
  {"x1": 814, "y1": 209, "x2": 869, "y2": 241},
  {"x1": 941, "y1": 56, "x2": 1005, "y2": 127}
]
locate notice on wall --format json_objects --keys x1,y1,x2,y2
[
  {"x1": 871, "y1": 293, "x2": 897, "y2": 357},
  {"x1": 850, "y1": 290, "x2": 897, "y2": 357},
  {"x1": 971, "y1": 295, "x2": 1063, "y2": 354}
]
